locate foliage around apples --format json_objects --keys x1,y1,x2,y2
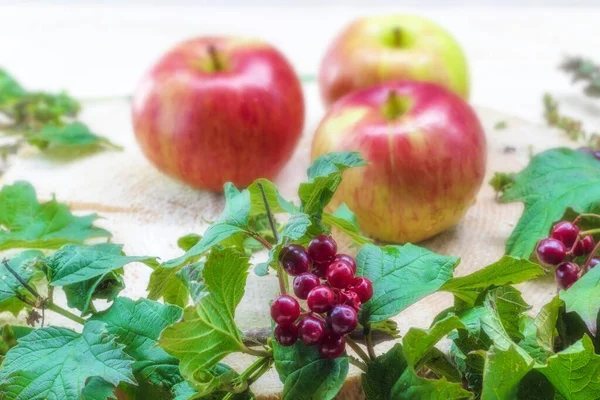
[{"x1": 0, "y1": 150, "x2": 599, "y2": 400}]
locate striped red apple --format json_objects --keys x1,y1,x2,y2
[
  {"x1": 312, "y1": 81, "x2": 486, "y2": 243},
  {"x1": 132, "y1": 37, "x2": 305, "y2": 191}
]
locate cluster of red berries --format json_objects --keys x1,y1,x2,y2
[
  {"x1": 270, "y1": 234, "x2": 373, "y2": 359},
  {"x1": 536, "y1": 220, "x2": 599, "y2": 289}
]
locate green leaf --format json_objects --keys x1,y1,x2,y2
[
  {"x1": 90, "y1": 297, "x2": 184, "y2": 390},
  {"x1": 356, "y1": 243, "x2": 459, "y2": 324},
  {"x1": 488, "y1": 172, "x2": 515, "y2": 195},
  {"x1": 481, "y1": 345, "x2": 534, "y2": 400},
  {"x1": 0, "y1": 320, "x2": 135, "y2": 399},
  {"x1": 282, "y1": 357, "x2": 349, "y2": 400},
  {"x1": 517, "y1": 370, "x2": 556, "y2": 400},
  {"x1": 177, "y1": 234, "x2": 201, "y2": 252},
  {"x1": 162, "y1": 183, "x2": 250, "y2": 269},
  {"x1": 361, "y1": 343, "x2": 407, "y2": 400},
  {"x1": 27, "y1": 122, "x2": 121, "y2": 153},
  {"x1": 535, "y1": 335, "x2": 600, "y2": 399},
  {"x1": 147, "y1": 265, "x2": 190, "y2": 307},
  {"x1": 519, "y1": 296, "x2": 562, "y2": 362},
  {"x1": 560, "y1": 264, "x2": 600, "y2": 334},
  {"x1": 402, "y1": 315, "x2": 465, "y2": 366},
  {"x1": 421, "y1": 347, "x2": 462, "y2": 382},
  {"x1": 440, "y1": 256, "x2": 546, "y2": 306},
  {"x1": 299, "y1": 152, "x2": 367, "y2": 217},
  {"x1": 47, "y1": 243, "x2": 156, "y2": 286},
  {"x1": 501, "y1": 148, "x2": 600, "y2": 258},
  {"x1": 247, "y1": 178, "x2": 296, "y2": 214},
  {"x1": 159, "y1": 248, "x2": 249, "y2": 380},
  {"x1": 0, "y1": 181, "x2": 110, "y2": 250},
  {"x1": 63, "y1": 269, "x2": 125, "y2": 315},
  {"x1": 391, "y1": 368, "x2": 472, "y2": 400},
  {"x1": 82, "y1": 377, "x2": 117, "y2": 400},
  {"x1": 176, "y1": 262, "x2": 206, "y2": 304},
  {"x1": 322, "y1": 203, "x2": 372, "y2": 246},
  {"x1": 0, "y1": 250, "x2": 44, "y2": 315},
  {"x1": 485, "y1": 286, "x2": 530, "y2": 343},
  {"x1": 169, "y1": 364, "x2": 253, "y2": 400},
  {"x1": 0, "y1": 69, "x2": 26, "y2": 105}
]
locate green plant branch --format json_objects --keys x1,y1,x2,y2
[
  {"x1": 579, "y1": 228, "x2": 600, "y2": 236},
  {"x1": 256, "y1": 181, "x2": 287, "y2": 295},
  {"x1": 364, "y1": 327, "x2": 377, "y2": 360},
  {"x1": 246, "y1": 231, "x2": 273, "y2": 250},
  {"x1": 346, "y1": 336, "x2": 371, "y2": 364},
  {"x1": 241, "y1": 344, "x2": 271, "y2": 358},
  {"x1": 45, "y1": 302, "x2": 85, "y2": 325}
]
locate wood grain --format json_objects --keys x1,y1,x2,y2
[{"x1": 0, "y1": 84, "x2": 573, "y2": 398}]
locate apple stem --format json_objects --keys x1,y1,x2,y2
[
  {"x1": 207, "y1": 45, "x2": 223, "y2": 72},
  {"x1": 392, "y1": 27, "x2": 402, "y2": 47}
]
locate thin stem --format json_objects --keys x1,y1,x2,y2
[
  {"x1": 256, "y1": 181, "x2": 287, "y2": 295},
  {"x1": 2, "y1": 258, "x2": 42, "y2": 300},
  {"x1": 239, "y1": 356, "x2": 270, "y2": 381},
  {"x1": 257, "y1": 181, "x2": 279, "y2": 243},
  {"x1": 365, "y1": 328, "x2": 377, "y2": 360},
  {"x1": 346, "y1": 336, "x2": 371, "y2": 364},
  {"x1": 574, "y1": 213, "x2": 600, "y2": 225},
  {"x1": 580, "y1": 228, "x2": 600, "y2": 236},
  {"x1": 247, "y1": 232, "x2": 273, "y2": 250},
  {"x1": 349, "y1": 356, "x2": 368, "y2": 372},
  {"x1": 207, "y1": 45, "x2": 223, "y2": 71},
  {"x1": 583, "y1": 240, "x2": 600, "y2": 272},
  {"x1": 242, "y1": 345, "x2": 271, "y2": 358},
  {"x1": 46, "y1": 302, "x2": 85, "y2": 325}
]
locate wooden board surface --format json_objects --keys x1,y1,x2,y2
[{"x1": 0, "y1": 83, "x2": 574, "y2": 398}]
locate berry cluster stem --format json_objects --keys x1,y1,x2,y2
[
  {"x1": 345, "y1": 336, "x2": 371, "y2": 364},
  {"x1": 364, "y1": 327, "x2": 377, "y2": 360},
  {"x1": 579, "y1": 228, "x2": 600, "y2": 236},
  {"x1": 583, "y1": 240, "x2": 600, "y2": 271},
  {"x1": 256, "y1": 181, "x2": 287, "y2": 295}
]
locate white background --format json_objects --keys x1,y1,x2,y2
[{"x1": 0, "y1": 1, "x2": 599, "y2": 126}]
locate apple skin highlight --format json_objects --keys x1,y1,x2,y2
[
  {"x1": 312, "y1": 81, "x2": 486, "y2": 243},
  {"x1": 319, "y1": 15, "x2": 470, "y2": 107},
  {"x1": 132, "y1": 37, "x2": 305, "y2": 192}
]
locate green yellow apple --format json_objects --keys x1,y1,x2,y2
[{"x1": 319, "y1": 15, "x2": 470, "y2": 106}]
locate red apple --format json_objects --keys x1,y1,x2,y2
[
  {"x1": 132, "y1": 37, "x2": 305, "y2": 191},
  {"x1": 319, "y1": 15, "x2": 469, "y2": 107},
  {"x1": 312, "y1": 81, "x2": 486, "y2": 243}
]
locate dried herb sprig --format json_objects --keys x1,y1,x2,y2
[
  {"x1": 543, "y1": 93, "x2": 600, "y2": 150},
  {"x1": 560, "y1": 56, "x2": 600, "y2": 98}
]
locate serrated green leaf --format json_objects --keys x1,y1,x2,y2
[
  {"x1": 519, "y1": 296, "x2": 562, "y2": 362},
  {"x1": 90, "y1": 297, "x2": 184, "y2": 391},
  {"x1": 176, "y1": 262, "x2": 206, "y2": 304},
  {"x1": 535, "y1": 335, "x2": 600, "y2": 399},
  {"x1": 517, "y1": 370, "x2": 556, "y2": 400},
  {"x1": 481, "y1": 345, "x2": 534, "y2": 400},
  {"x1": 500, "y1": 148, "x2": 600, "y2": 258},
  {"x1": 147, "y1": 265, "x2": 190, "y2": 307},
  {"x1": 322, "y1": 203, "x2": 372, "y2": 246},
  {"x1": 160, "y1": 248, "x2": 249, "y2": 380},
  {"x1": 47, "y1": 243, "x2": 156, "y2": 286},
  {"x1": 441, "y1": 256, "x2": 546, "y2": 306},
  {"x1": 0, "y1": 181, "x2": 110, "y2": 250},
  {"x1": 0, "y1": 320, "x2": 135, "y2": 400},
  {"x1": 282, "y1": 357, "x2": 348, "y2": 400},
  {"x1": 247, "y1": 178, "x2": 296, "y2": 214},
  {"x1": 421, "y1": 347, "x2": 462, "y2": 382},
  {"x1": 27, "y1": 122, "x2": 121, "y2": 153},
  {"x1": 82, "y1": 377, "x2": 117, "y2": 400},
  {"x1": 0, "y1": 250, "x2": 44, "y2": 315},
  {"x1": 356, "y1": 243, "x2": 459, "y2": 324},
  {"x1": 560, "y1": 264, "x2": 600, "y2": 334},
  {"x1": 486, "y1": 286, "x2": 530, "y2": 342},
  {"x1": 162, "y1": 183, "x2": 250, "y2": 270},
  {"x1": 299, "y1": 152, "x2": 367, "y2": 217},
  {"x1": 63, "y1": 269, "x2": 125, "y2": 315},
  {"x1": 361, "y1": 343, "x2": 407, "y2": 400},
  {"x1": 403, "y1": 315, "x2": 464, "y2": 366},
  {"x1": 391, "y1": 367, "x2": 472, "y2": 400}
]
